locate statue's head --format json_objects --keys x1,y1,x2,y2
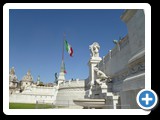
[
  {"x1": 93, "y1": 42, "x2": 100, "y2": 48},
  {"x1": 94, "y1": 67, "x2": 99, "y2": 72}
]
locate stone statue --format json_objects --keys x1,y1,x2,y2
[
  {"x1": 89, "y1": 42, "x2": 100, "y2": 58},
  {"x1": 94, "y1": 67, "x2": 111, "y2": 85},
  {"x1": 55, "y1": 73, "x2": 58, "y2": 80}
]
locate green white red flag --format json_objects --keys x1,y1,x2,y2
[{"x1": 64, "y1": 40, "x2": 73, "y2": 57}]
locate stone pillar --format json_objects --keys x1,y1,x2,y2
[
  {"x1": 88, "y1": 42, "x2": 102, "y2": 98},
  {"x1": 57, "y1": 71, "x2": 65, "y2": 86},
  {"x1": 88, "y1": 57, "x2": 102, "y2": 97},
  {"x1": 57, "y1": 60, "x2": 66, "y2": 86}
]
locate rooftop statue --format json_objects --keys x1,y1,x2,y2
[
  {"x1": 37, "y1": 75, "x2": 40, "y2": 81},
  {"x1": 55, "y1": 72, "x2": 58, "y2": 80}
]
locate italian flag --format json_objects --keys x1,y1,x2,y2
[{"x1": 64, "y1": 40, "x2": 73, "y2": 57}]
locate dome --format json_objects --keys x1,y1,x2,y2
[{"x1": 22, "y1": 70, "x2": 33, "y2": 82}]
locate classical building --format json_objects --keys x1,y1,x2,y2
[
  {"x1": 9, "y1": 69, "x2": 57, "y2": 104},
  {"x1": 20, "y1": 70, "x2": 34, "y2": 91}
]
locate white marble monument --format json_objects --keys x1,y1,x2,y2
[
  {"x1": 74, "y1": 42, "x2": 119, "y2": 109},
  {"x1": 88, "y1": 42, "x2": 119, "y2": 109}
]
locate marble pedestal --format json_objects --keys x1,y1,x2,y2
[
  {"x1": 88, "y1": 57, "x2": 102, "y2": 97},
  {"x1": 90, "y1": 83, "x2": 119, "y2": 109}
]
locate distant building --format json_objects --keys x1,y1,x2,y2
[
  {"x1": 20, "y1": 70, "x2": 33, "y2": 91},
  {"x1": 9, "y1": 68, "x2": 58, "y2": 103},
  {"x1": 9, "y1": 67, "x2": 18, "y2": 94}
]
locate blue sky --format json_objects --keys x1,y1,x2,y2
[{"x1": 9, "y1": 9, "x2": 127, "y2": 83}]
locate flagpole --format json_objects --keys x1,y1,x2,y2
[
  {"x1": 61, "y1": 32, "x2": 66, "y2": 74},
  {"x1": 62, "y1": 33, "x2": 65, "y2": 61},
  {"x1": 57, "y1": 32, "x2": 66, "y2": 86}
]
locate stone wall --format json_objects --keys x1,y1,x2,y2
[
  {"x1": 122, "y1": 9, "x2": 145, "y2": 56},
  {"x1": 99, "y1": 35, "x2": 130, "y2": 76},
  {"x1": 9, "y1": 86, "x2": 58, "y2": 104},
  {"x1": 10, "y1": 94, "x2": 56, "y2": 104},
  {"x1": 56, "y1": 80, "x2": 85, "y2": 108}
]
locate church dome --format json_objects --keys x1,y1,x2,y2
[{"x1": 22, "y1": 70, "x2": 33, "y2": 82}]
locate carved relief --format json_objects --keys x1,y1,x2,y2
[{"x1": 112, "y1": 61, "x2": 145, "y2": 82}]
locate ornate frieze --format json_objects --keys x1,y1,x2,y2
[{"x1": 112, "y1": 61, "x2": 145, "y2": 82}]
